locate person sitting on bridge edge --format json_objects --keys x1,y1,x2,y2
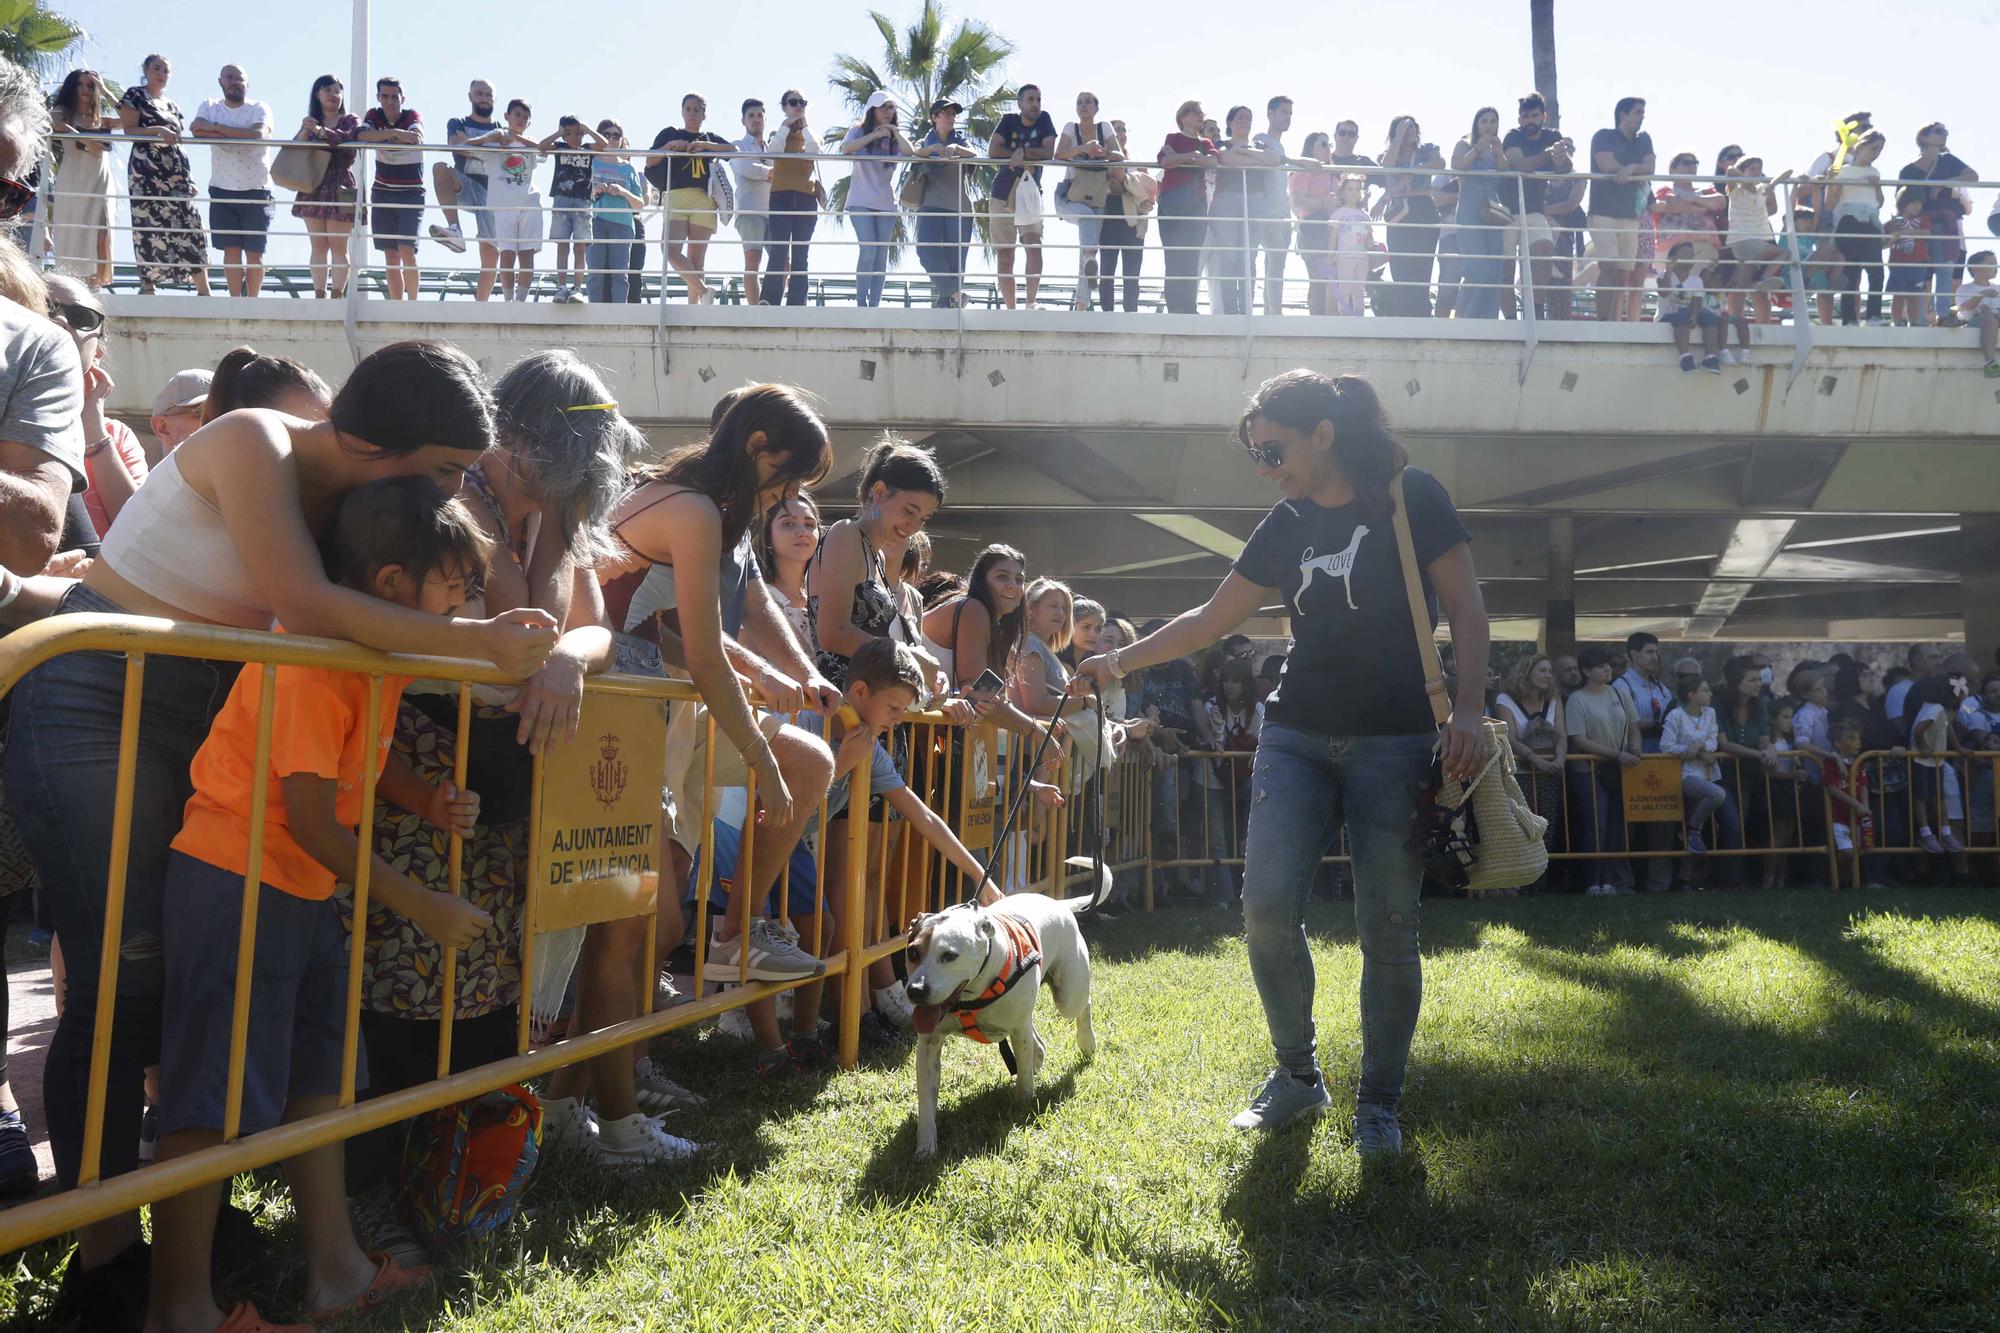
[
  {"x1": 147, "y1": 476, "x2": 497, "y2": 1333},
  {"x1": 1953, "y1": 250, "x2": 2000, "y2": 377},
  {"x1": 1658, "y1": 242, "x2": 1722, "y2": 373}
]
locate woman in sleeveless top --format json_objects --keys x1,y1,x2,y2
[
  {"x1": 757, "y1": 492, "x2": 820, "y2": 646},
  {"x1": 344, "y1": 350, "x2": 658, "y2": 1182},
  {"x1": 808, "y1": 437, "x2": 947, "y2": 693},
  {"x1": 3, "y1": 340, "x2": 557, "y2": 1279},
  {"x1": 1494, "y1": 654, "x2": 1567, "y2": 888},
  {"x1": 594, "y1": 384, "x2": 839, "y2": 1073}
]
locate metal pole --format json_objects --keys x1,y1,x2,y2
[
  {"x1": 342, "y1": 0, "x2": 368, "y2": 363},
  {"x1": 1781, "y1": 179, "x2": 1813, "y2": 390},
  {"x1": 1517, "y1": 173, "x2": 1538, "y2": 383}
]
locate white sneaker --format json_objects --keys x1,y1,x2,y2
[
  {"x1": 596, "y1": 1110, "x2": 701, "y2": 1166},
  {"x1": 1585, "y1": 884, "x2": 1611, "y2": 897},
  {"x1": 571, "y1": 289, "x2": 589, "y2": 304},
  {"x1": 428, "y1": 223, "x2": 467, "y2": 254},
  {"x1": 634, "y1": 1056, "x2": 708, "y2": 1112},
  {"x1": 714, "y1": 1003, "x2": 755, "y2": 1042},
  {"x1": 702, "y1": 919, "x2": 826, "y2": 982},
  {"x1": 540, "y1": 1095, "x2": 601, "y2": 1156},
  {"x1": 874, "y1": 980, "x2": 916, "y2": 1032}
]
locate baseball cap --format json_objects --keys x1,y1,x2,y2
[
  {"x1": 929, "y1": 98, "x2": 963, "y2": 116},
  {"x1": 1673, "y1": 656, "x2": 1703, "y2": 677},
  {"x1": 152, "y1": 368, "x2": 212, "y2": 416},
  {"x1": 864, "y1": 90, "x2": 895, "y2": 111}
]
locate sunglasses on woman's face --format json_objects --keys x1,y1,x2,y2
[
  {"x1": 784, "y1": 98, "x2": 806, "y2": 109},
  {"x1": 1244, "y1": 440, "x2": 1286, "y2": 468},
  {"x1": 0, "y1": 175, "x2": 35, "y2": 220},
  {"x1": 48, "y1": 299, "x2": 106, "y2": 335}
]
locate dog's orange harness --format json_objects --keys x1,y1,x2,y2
[{"x1": 946, "y1": 912, "x2": 1044, "y2": 1044}]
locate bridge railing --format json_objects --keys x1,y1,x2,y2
[{"x1": 35, "y1": 133, "x2": 1999, "y2": 364}]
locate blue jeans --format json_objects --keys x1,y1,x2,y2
[
  {"x1": 588, "y1": 213, "x2": 635, "y2": 304},
  {"x1": 1159, "y1": 184, "x2": 1207, "y2": 314},
  {"x1": 851, "y1": 208, "x2": 895, "y2": 307},
  {"x1": 1566, "y1": 762, "x2": 1632, "y2": 887},
  {"x1": 2, "y1": 582, "x2": 239, "y2": 1187},
  {"x1": 1240, "y1": 725, "x2": 1433, "y2": 1112},
  {"x1": 915, "y1": 207, "x2": 972, "y2": 305},
  {"x1": 1208, "y1": 201, "x2": 1251, "y2": 316},
  {"x1": 1455, "y1": 189, "x2": 1504, "y2": 319},
  {"x1": 761, "y1": 189, "x2": 818, "y2": 306}
]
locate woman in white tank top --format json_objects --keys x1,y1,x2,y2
[{"x1": 3, "y1": 341, "x2": 559, "y2": 1276}]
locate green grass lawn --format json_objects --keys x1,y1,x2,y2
[{"x1": 6, "y1": 887, "x2": 1999, "y2": 1331}]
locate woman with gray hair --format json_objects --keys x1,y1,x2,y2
[{"x1": 340, "y1": 350, "x2": 657, "y2": 1241}]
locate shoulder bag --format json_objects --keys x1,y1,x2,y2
[
  {"x1": 271, "y1": 141, "x2": 330, "y2": 194},
  {"x1": 1390, "y1": 471, "x2": 1547, "y2": 892}
]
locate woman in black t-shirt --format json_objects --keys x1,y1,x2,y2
[{"x1": 1075, "y1": 369, "x2": 1489, "y2": 1154}]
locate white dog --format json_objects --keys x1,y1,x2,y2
[{"x1": 904, "y1": 892, "x2": 1096, "y2": 1158}]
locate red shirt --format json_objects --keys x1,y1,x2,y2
[{"x1": 1159, "y1": 133, "x2": 1216, "y2": 195}]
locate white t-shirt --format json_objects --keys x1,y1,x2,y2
[
  {"x1": 1912, "y1": 701, "x2": 1950, "y2": 767},
  {"x1": 1955, "y1": 279, "x2": 2000, "y2": 322},
  {"x1": 1829, "y1": 163, "x2": 1881, "y2": 224},
  {"x1": 486, "y1": 142, "x2": 540, "y2": 204},
  {"x1": 194, "y1": 98, "x2": 273, "y2": 191},
  {"x1": 1661, "y1": 269, "x2": 1705, "y2": 312},
  {"x1": 732, "y1": 132, "x2": 772, "y2": 218},
  {"x1": 1725, "y1": 182, "x2": 1775, "y2": 247}
]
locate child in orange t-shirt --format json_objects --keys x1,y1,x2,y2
[{"x1": 149, "y1": 477, "x2": 495, "y2": 1333}]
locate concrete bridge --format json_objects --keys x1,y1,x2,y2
[{"x1": 101, "y1": 298, "x2": 2000, "y2": 651}]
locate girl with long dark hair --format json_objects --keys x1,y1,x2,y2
[
  {"x1": 1075, "y1": 369, "x2": 1489, "y2": 1151},
  {"x1": 596, "y1": 384, "x2": 838, "y2": 1059},
  {"x1": 49, "y1": 69, "x2": 116, "y2": 287},
  {"x1": 292, "y1": 74, "x2": 362, "y2": 298}
]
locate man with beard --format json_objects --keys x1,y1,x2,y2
[
  {"x1": 190, "y1": 63, "x2": 274, "y2": 297},
  {"x1": 430, "y1": 79, "x2": 500, "y2": 297}
]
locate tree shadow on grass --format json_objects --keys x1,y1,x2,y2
[{"x1": 853, "y1": 1061, "x2": 1083, "y2": 1206}]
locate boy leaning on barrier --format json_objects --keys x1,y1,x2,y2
[
  {"x1": 1954, "y1": 249, "x2": 2000, "y2": 377},
  {"x1": 147, "y1": 477, "x2": 495, "y2": 1333}
]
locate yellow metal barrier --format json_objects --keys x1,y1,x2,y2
[
  {"x1": 0, "y1": 613, "x2": 950, "y2": 1254},
  {"x1": 1848, "y1": 749, "x2": 2000, "y2": 885}
]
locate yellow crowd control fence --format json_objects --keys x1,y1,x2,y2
[{"x1": 0, "y1": 615, "x2": 1081, "y2": 1255}]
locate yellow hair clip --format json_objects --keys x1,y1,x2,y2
[{"x1": 560, "y1": 402, "x2": 619, "y2": 413}]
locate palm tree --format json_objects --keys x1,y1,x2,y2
[
  {"x1": 823, "y1": 1, "x2": 1016, "y2": 270},
  {"x1": 1530, "y1": 0, "x2": 1559, "y2": 128},
  {"x1": 0, "y1": 0, "x2": 88, "y2": 80}
]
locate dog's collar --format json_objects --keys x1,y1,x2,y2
[{"x1": 946, "y1": 912, "x2": 1044, "y2": 1044}]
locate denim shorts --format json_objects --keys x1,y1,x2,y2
[
  {"x1": 548, "y1": 194, "x2": 592, "y2": 243},
  {"x1": 454, "y1": 169, "x2": 496, "y2": 240},
  {"x1": 158, "y1": 850, "x2": 354, "y2": 1136},
  {"x1": 209, "y1": 188, "x2": 274, "y2": 254}
]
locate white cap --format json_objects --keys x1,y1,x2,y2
[{"x1": 864, "y1": 90, "x2": 894, "y2": 111}]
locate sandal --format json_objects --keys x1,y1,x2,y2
[
  {"x1": 218, "y1": 1302, "x2": 313, "y2": 1333},
  {"x1": 306, "y1": 1253, "x2": 431, "y2": 1325}
]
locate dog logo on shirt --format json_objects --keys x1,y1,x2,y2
[{"x1": 1297, "y1": 525, "x2": 1369, "y2": 612}]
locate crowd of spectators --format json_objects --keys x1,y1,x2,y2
[
  {"x1": 14, "y1": 57, "x2": 2000, "y2": 358},
  {"x1": 1486, "y1": 634, "x2": 2000, "y2": 894},
  {"x1": 2, "y1": 50, "x2": 1998, "y2": 1330}
]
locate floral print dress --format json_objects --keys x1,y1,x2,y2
[{"x1": 119, "y1": 86, "x2": 207, "y2": 288}]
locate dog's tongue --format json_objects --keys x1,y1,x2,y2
[{"x1": 911, "y1": 1003, "x2": 944, "y2": 1035}]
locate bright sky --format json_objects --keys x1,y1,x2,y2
[{"x1": 58, "y1": 0, "x2": 2000, "y2": 276}]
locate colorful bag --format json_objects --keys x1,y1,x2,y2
[{"x1": 399, "y1": 1084, "x2": 543, "y2": 1257}]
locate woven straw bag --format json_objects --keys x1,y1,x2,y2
[{"x1": 1390, "y1": 471, "x2": 1549, "y2": 891}]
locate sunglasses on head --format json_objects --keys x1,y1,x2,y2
[
  {"x1": 1244, "y1": 439, "x2": 1285, "y2": 468},
  {"x1": 0, "y1": 176, "x2": 34, "y2": 220},
  {"x1": 48, "y1": 299, "x2": 106, "y2": 335}
]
